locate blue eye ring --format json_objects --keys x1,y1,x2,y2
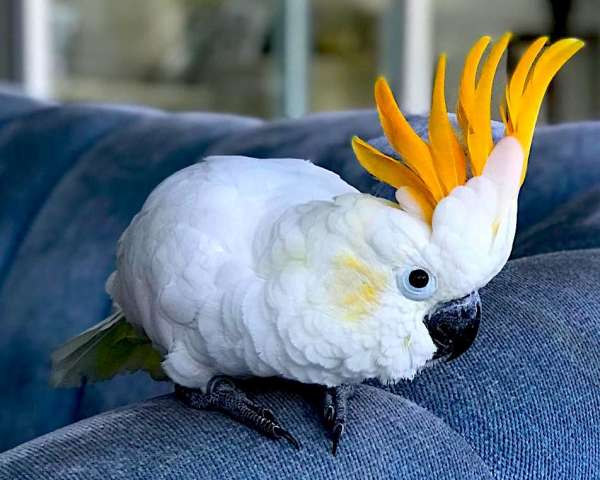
[{"x1": 396, "y1": 267, "x2": 437, "y2": 301}]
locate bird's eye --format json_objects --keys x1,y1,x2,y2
[{"x1": 396, "y1": 267, "x2": 437, "y2": 301}]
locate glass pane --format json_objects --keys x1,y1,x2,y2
[
  {"x1": 433, "y1": 0, "x2": 599, "y2": 122},
  {"x1": 43, "y1": 0, "x2": 599, "y2": 121},
  {"x1": 52, "y1": 0, "x2": 277, "y2": 116},
  {"x1": 310, "y1": 0, "x2": 385, "y2": 112}
]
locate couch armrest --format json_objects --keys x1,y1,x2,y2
[
  {"x1": 387, "y1": 249, "x2": 600, "y2": 478},
  {"x1": 0, "y1": 385, "x2": 492, "y2": 480}
]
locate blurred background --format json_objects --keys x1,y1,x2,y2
[{"x1": 0, "y1": 0, "x2": 598, "y2": 122}]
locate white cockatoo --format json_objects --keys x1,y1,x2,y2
[{"x1": 51, "y1": 34, "x2": 582, "y2": 454}]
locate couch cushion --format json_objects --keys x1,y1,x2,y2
[
  {"x1": 3, "y1": 249, "x2": 599, "y2": 479},
  {"x1": 512, "y1": 187, "x2": 600, "y2": 258},
  {"x1": 0, "y1": 91, "x2": 48, "y2": 125},
  {"x1": 209, "y1": 114, "x2": 600, "y2": 242},
  {"x1": 517, "y1": 121, "x2": 600, "y2": 234},
  {"x1": 1, "y1": 89, "x2": 600, "y2": 462},
  {"x1": 206, "y1": 109, "x2": 382, "y2": 193}
]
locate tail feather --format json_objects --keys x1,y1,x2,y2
[
  {"x1": 51, "y1": 311, "x2": 122, "y2": 365},
  {"x1": 50, "y1": 311, "x2": 167, "y2": 388}
]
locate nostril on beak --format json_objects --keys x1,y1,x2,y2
[{"x1": 424, "y1": 291, "x2": 482, "y2": 361}]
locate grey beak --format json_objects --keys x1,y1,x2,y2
[{"x1": 424, "y1": 291, "x2": 481, "y2": 361}]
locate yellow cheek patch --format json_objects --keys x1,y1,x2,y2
[{"x1": 331, "y1": 254, "x2": 386, "y2": 321}]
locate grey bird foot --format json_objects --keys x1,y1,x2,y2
[
  {"x1": 175, "y1": 376, "x2": 300, "y2": 450},
  {"x1": 322, "y1": 384, "x2": 356, "y2": 455}
]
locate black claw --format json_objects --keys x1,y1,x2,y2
[
  {"x1": 321, "y1": 385, "x2": 354, "y2": 455},
  {"x1": 331, "y1": 423, "x2": 345, "y2": 456},
  {"x1": 260, "y1": 408, "x2": 277, "y2": 423},
  {"x1": 206, "y1": 375, "x2": 236, "y2": 393},
  {"x1": 324, "y1": 405, "x2": 335, "y2": 425},
  {"x1": 273, "y1": 426, "x2": 301, "y2": 450}
]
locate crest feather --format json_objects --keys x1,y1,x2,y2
[
  {"x1": 468, "y1": 32, "x2": 512, "y2": 176},
  {"x1": 374, "y1": 77, "x2": 444, "y2": 201},
  {"x1": 429, "y1": 54, "x2": 467, "y2": 195},
  {"x1": 503, "y1": 37, "x2": 584, "y2": 183}
]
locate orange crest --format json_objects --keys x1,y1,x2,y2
[{"x1": 352, "y1": 33, "x2": 583, "y2": 223}]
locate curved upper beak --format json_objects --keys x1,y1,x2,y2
[{"x1": 424, "y1": 291, "x2": 481, "y2": 361}]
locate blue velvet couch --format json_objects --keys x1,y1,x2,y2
[{"x1": 0, "y1": 91, "x2": 599, "y2": 479}]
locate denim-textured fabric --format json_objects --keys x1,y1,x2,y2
[
  {"x1": 0, "y1": 385, "x2": 493, "y2": 480},
  {"x1": 383, "y1": 249, "x2": 600, "y2": 479},
  {"x1": 206, "y1": 109, "x2": 382, "y2": 192},
  {"x1": 1, "y1": 91, "x2": 600, "y2": 478},
  {"x1": 512, "y1": 187, "x2": 600, "y2": 258},
  {"x1": 2, "y1": 249, "x2": 600, "y2": 479}
]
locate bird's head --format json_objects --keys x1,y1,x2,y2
[{"x1": 347, "y1": 33, "x2": 583, "y2": 373}]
